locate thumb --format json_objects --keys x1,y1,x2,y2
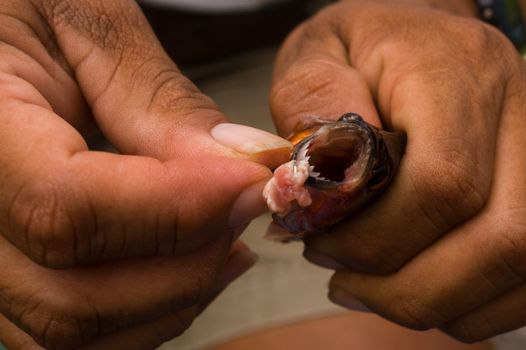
[
  {"x1": 36, "y1": 0, "x2": 290, "y2": 165},
  {"x1": 0, "y1": 0, "x2": 292, "y2": 268}
]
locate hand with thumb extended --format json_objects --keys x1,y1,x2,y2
[{"x1": 0, "y1": 0, "x2": 290, "y2": 348}]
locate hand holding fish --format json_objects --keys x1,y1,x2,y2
[
  {"x1": 0, "y1": 1, "x2": 290, "y2": 348},
  {"x1": 270, "y1": 0, "x2": 526, "y2": 342}
]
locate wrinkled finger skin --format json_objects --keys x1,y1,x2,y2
[
  {"x1": 0, "y1": 237, "x2": 257, "y2": 350},
  {"x1": 0, "y1": 0, "x2": 287, "y2": 348},
  {"x1": 271, "y1": 0, "x2": 526, "y2": 343}
]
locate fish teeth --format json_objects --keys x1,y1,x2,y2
[
  {"x1": 295, "y1": 141, "x2": 312, "y2": 161},
  {"x1": 297, "y1": 146, "x2": 308, "y2": 161},
  {"x1": 311, "y1": 173, "x2": 339, "y2": 184},
  {"x1": 308, "y1": 164, "x2": 321, "y2": 179}
]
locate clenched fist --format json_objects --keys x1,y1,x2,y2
[{"x1": 271, "y1": 0, "x2": 526, "y2": 343}]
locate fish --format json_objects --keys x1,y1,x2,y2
[{"x1": 263, "y1": 113, "x2": 406, "y2": 242}]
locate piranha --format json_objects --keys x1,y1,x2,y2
[{"x1": 263, "y1": 113, "x2": 406, "y2": 242}]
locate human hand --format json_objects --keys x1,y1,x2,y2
[
  {"x1": 270, "y1": 0, "x2": 526, "y2": 342},
  {"x1": 0, "y1": 239, "x2": 260, "y2": 350},
  {"x1": 0, "y1": 0, "x2": 290, "y2": 348}
]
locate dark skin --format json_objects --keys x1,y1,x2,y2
[
  {"x1": 270, "y1": 0, "x2": 526, "y2": 343},
  {"x1": 1, "y1": 0, "x2": 525, "y2": 348},
  {"x1": 0, "y1": 0, "x2": 290, "y2": 348}
]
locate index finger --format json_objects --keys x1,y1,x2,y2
[
  {"x1": 0, "y1": 94, "x2": 268, "y2": 268},
  {"x1": 270, "y1": 12, "x2": 381, "y2": 135}
]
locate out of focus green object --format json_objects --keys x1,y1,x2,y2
[
  {"x1": 476, "y1": 0, "x2": 526, "y2": 56},
  {"x1": 0, "y1": 341, "x2": 6, "y2": 350}
]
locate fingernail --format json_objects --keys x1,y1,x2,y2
[
  {"x1": 229, "y1": 179, "x2": 269, "y2": 228},
  {"x1": 211, "y1": 123, "x2": 292, "y2": 155},
  {"x1": 303, "y1": 248, "x2": 346, "y2": 270},
  {"x1": 329, "y1": 288, "x2": 371, "y2": 313},
  {"x1": 218, "y1": 248, "x2": 259, "y2": 288}
]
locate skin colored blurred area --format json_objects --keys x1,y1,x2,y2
[{"x1": 212, "y1": 312, "x2": 493, "y2": 350}]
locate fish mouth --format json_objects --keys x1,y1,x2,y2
[
  {"x1": 264, "y1": 112, "x2": 406, "y2": 239},
  {"x1": 293, "y1": 124, "x2": 372, "y2": 188}
]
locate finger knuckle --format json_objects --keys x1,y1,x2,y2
[
  {"x1": 19, "y1": 298, "x2": 98, "y2": 349},
  {"x1": 146, "y1": 68, "x2": 218, "y2": 116},
  {"x1": 9, "y1": 180, "x2": 77, "y2": 268},
  {"x1": 376, "y1": 15, "x2": 519, "y2": 79},
  {"x1": 37, "y1": 0, "x2": 132, "y2": 53},
  {"x1": 29, "y1": 315, "x2": 84, "y2": 350},
  {"x1": 457, "y1": 19, "x2": 516, "y2": 60},
  {"x1": 270, "y1": 58, "x2": 344, "y2": 118},
  {"x1": 447, "y1": 19, "x2": 521, "y2": 79},
  {"x1": 455, "y1": 19, "x2": 498, "y2": 52}
]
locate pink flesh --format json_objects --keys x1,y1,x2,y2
[{"x1": 263, "y1": 160, "x2": 312, "y2": 217}]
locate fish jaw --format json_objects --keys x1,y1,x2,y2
[{"x1": 264, "y1": 113, "x2": 406, "y2": 241}]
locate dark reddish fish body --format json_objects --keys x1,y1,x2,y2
[{"x1": 264, "y1": 113, "x2": 406, "y2": 242}]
